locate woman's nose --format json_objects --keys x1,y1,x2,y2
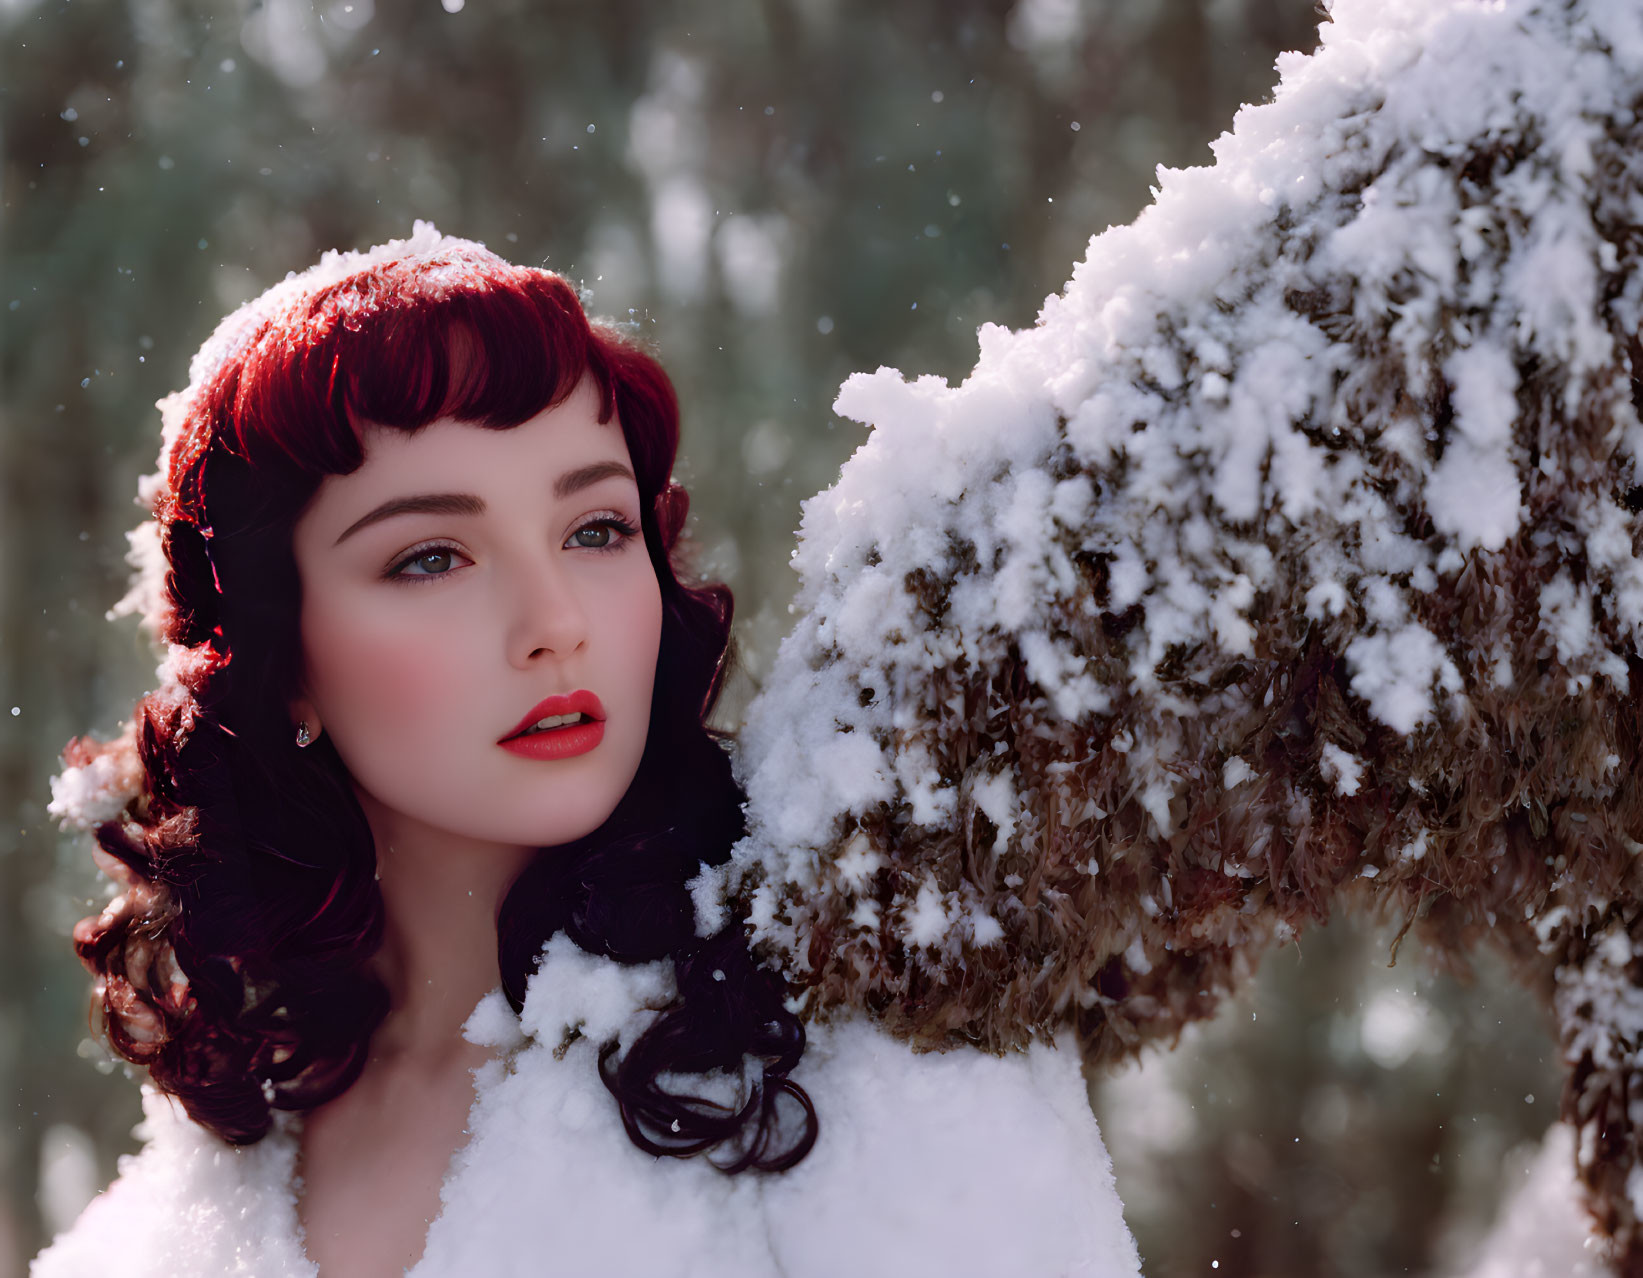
[{"x1": 505, "y1": 555, "x2": 589, "y2": 667}]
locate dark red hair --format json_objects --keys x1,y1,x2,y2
[{"x1": 64, "y1": 234, "x2": 816, "y2": 1171}]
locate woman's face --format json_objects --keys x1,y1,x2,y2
[{"x1": 289, "y1": 377, "x2": 663, "y2": 855}]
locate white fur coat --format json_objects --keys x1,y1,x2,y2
[{"x1": 32, "y1": 936, "x2": 1141, "y2": 1278}]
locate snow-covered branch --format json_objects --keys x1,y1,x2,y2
[{"x1": 712, "y1": 0, "x2": 1643, "y2": 1262}]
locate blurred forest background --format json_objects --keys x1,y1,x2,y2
[{"x1": 0, "y1": 1, "x2": 1569, "y2": 1275}]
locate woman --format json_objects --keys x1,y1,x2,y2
[{"x1": 34, "y1": 224, "x2": 1140, "y2": 1277}]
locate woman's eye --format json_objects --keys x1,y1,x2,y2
[
  {"x1": 387, "y1": 546, "x2": 467, "y2": 581},
  {"x1": 567, "y1": 518, "x2": 638, "y2": 551},
  {"x1": 410, "y1": 549, "x2": 457, "y2": 574}
]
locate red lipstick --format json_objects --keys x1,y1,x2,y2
[{"x1": 499, "y1": 689, "x2": 606, "y2": 761}]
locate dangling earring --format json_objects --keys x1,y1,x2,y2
[{"x1": 295, "y1": 721, "x2": 313, "y2": 748}]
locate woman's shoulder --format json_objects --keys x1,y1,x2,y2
[
  {"x1": 416, "y1": 942, "x2": 775, "y2": 1277},
  {"x1": 30, "y1": 1086, "x2": 315, "y2": 1278},
  {"x1": 422, "y1": 941, "x2": 1140, "y2": 1278},
  {"x1": 763, "y1": 1014, "x2": 1143, "y2": 1278}
]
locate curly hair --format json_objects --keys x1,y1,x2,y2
[{"x1": 59, "y1": 227, "x2": 816, "y2": 1171}]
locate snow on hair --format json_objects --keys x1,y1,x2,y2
[
  {"x1": 56, "y1": 225, "x2": 816, "y2": 1170},
  {"x1": 711, "y1": 0, "x2": 1643, "y2": 1259}
]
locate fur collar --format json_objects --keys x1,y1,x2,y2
[{"x1": 35, "y1": 938, "x2": 1141, "y2": 1278}]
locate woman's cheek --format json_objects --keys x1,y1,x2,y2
[
  {"x1": 621, "y1": 573, "x2": 664, "y2": 706},
  {"x1": 310, "y1": 598, "x2": 472, "y2": 746}
]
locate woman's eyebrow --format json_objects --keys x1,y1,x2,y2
[
  {"x1": 332, "y1": 460, "x2": 638, "y2": 547},
  {"x1": 553, "y1": 459, "x2": 636, "y2": 499}
]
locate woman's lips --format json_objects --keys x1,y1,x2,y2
[
  {"x1": 498, "y1": 689, "x2": 607, "y2": 761},
  {"x1": 499, "y1": 689, "x2": 606, "y2": 742},
  {"x1": 499, "y1": 718, "x2": 604, "y2": 761}
]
